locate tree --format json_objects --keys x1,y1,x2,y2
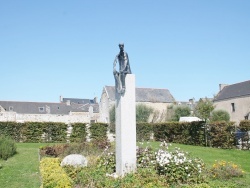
[
  {"x1": 171, "y1": 106, "x2": 191, "y2": 121},
  {"x1": 194, "y1": 98, "x2": 214, "y2": 122},
  {"x1": 109, "y1": 104, "x2": 154, "y2": 131},
  {"x1": 210, "y1": 110, "x2": 230, "y2": 122},
  {"x1": 136, "y1": 104, "x2": 154, "y2": 123},
  {"x1": 194, "y1": 98, "x2": 215, "y2": 146}
]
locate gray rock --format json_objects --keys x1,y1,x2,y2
[{"x1": 61, "y1": 154, "x2": 87, "y2": 168}]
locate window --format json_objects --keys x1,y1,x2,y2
[
  {"x1": 231, "y1": 103, "x2": 235, "y2": 112},
  {"x1": 39, "y1": 107, "x2": 45, "y2": 112},
  {"x1": 9, "y1": 106, "x2": 14, "y2": 111}
]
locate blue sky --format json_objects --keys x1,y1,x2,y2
[{"x1": 0, "y1": 1, "x2": 249, "y2": 102}]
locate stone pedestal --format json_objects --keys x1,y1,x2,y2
[{"x1": 115, "y1": 74, "x2": 136, "y2": 176}]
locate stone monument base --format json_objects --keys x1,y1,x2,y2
[{"x1": 115, "y1": 74, "x2": 136, "y2": 176}]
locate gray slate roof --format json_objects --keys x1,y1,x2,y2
[
  {"x1": 214, "y1": 80, "x2": 250, "y2": 102},
  {"x1": 0, "y1": 101, "x2": 99, "y2": 114},
  {"x1": 104, "y1": 86, "x2": 175, "y2": 103}
]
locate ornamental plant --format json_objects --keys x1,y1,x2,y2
[
  {"x1": 40, "y1": 157, "x2": 72, "y2": 188},
  {"x1": 97, "y1": 141, "x2": 206, "y2": 185},
  {"x1": 0, "y1": 136, "x2": 17, "y2": 160},
  {"x1": 210, "y1": 160, "x2": 244, "y2": 179},
  {"x1": 155, "y1": 141, "x2": 206, "y2": 184}
]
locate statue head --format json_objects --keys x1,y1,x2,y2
[{"x1": 119, "y1": 43, "x2": 124, "y2": 51}]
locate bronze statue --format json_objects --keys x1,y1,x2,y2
[{"x1": 113, "y1": 43, "x2": 132, "y2": 94}]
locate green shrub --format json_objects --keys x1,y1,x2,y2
[
  {"x1": 70, "y1": 123, "x2": 87, "y2": 142},
  {"x1": 155, "y1": 143, "x2": 206, "y2": 185},
  {"x1": 136, "y1": 123, "x2": 153, "y2": 141},
  {"x1": 210, "y1": 110, "x2": 230, "y2": 122},
  {"x1": 0, "y1": 136, "x2": 17, "y2": 160},
  {"x1": 171, "y1": 106, "x2": 191, "y2": 121},
  {"x1": 136, "y1": 104, "x2": 154, "y2": 123},
  {"x1": 209, "y1": 122, "x2": 235, "y2": 148},
  {"x1": 40, "y1": 157, "x2": 72, "y2": 188},
  {"x1": 89, "y1": 123, "x2": 108, "y2": 142},
  {"x1": 209, "y1": 160, "x2": 244, "y2": 180}
]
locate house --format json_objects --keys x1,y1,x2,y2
[
  {"x1": 99, "y1": 86, "x2": 175, "y2": 123},
  {"x1": 213, "y1": 80, "x2": 250, "y2": 125},
  {"x1": 0, "y1": 97, "x2": 99, "y2": 123}
]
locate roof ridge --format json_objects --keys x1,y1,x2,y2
[
  {"x1": 229, "y1": 80, "x2": 250, "y2": 86},
  {"x1": 0, "y1": 100, "x2": 63, "y2": 104}
]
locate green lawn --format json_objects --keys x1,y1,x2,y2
[
  {"x1": 0, "y1": 143, "x2": 46, "y2": 188},
  {"x1": 0, "y1": 142, "x2": 250, "y2": 187}
]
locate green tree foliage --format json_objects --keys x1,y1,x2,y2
[
  {"x1": 109, "y1": 104, "x2": 154, "y2": 125},
  {"x1": 210, "y1": 110, "x2": 230, "y2": 122},
  {"x1": 171, "y1": 106, "x2": 191, "y2": 121},
  {"x1": 194, "y1": 98, "x2": 215, "y2": 146},
  {"x1": 0, "y1": 136, "x2": 17, "y2": 160},
  {"x1": 136, "y1": 104, "x2": 154, "y2": 123},
  {"x1": 195, "y1": 98, "x2": 215, "y2": 122},
  {"x1": 109, "y1": 105, "x2": 116, "y2": 133}
]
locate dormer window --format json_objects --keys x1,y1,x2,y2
[
  {"x1": 39, "y1": 107, "x2": 45, "y2": 112},
  {"x1": 9, "y1": 106, "x2": 14, "y2": 111}
]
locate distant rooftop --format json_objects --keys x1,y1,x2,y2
[
  {"x1": 104, "y1": 86, "x2": 175, "y2": 103},
  {"x1": 0, "y1": 98, "x2": 99, "y2": 114},
  {"x1": 214, "y1": 80, "x2": 250, "y2": 101}
]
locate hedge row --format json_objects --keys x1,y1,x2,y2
[
  {"x1": 0, "y1": 122, "x2": 108, "y2": 143},
  {"x1": 136, "y1": 121, "x2": 250, "y2": 149}
]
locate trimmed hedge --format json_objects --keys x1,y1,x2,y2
[
  {"x1": 89, "y1": 123, "x2": 108, "y2": 141},
  {"x1": 136, "y1": 121, "x2": 237, "y2": 148},
  {"x1": 136, "y1": 123, "x2": 153, "y2": 141},
  {"x1": 238, "y1": 120, "x2": 250, "y2": 150},
  {"x1": 69, "y1": 123, "x2": 87, "y2": 142},
  {"x1": 209, "y1": 121, "x2": 235, "y2": 148}
]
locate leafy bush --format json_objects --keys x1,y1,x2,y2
[
  {"x1": 76, "y1": 164, "x2": 169, "y2": 188},
  {"x1": 136, "y1": 146, "x2": 156, "y2": 168},
  {"x1": 40, "y1": 157, "x2": 72, "y2": 188},
  {"x1": 40, "y1": 144, "x2": 69, "y2": 158},
  {"x1": 136, "y1": 123, "x2": 153, "y2": 141},
  {"x1": 210, "y1": 110, "x2": 230, "y2": 122},
  {"x1": 97, "y1": 148, "x2": 115, "y2": 174},
  {"x1": 136, "y1": 104, "x2": 154, "y2": 123},
  {"x1": 0, "y1": 136, "x2": 17, "y2": 160},
  {"x1": 209, "y1": 160, "x2": 244, "y2": 179},
  {"x1": 171, "y1": 106, "x2": 191, "y2": 121},
  {"x1": 209, "y1": 122, "x2": 235, "y2": 148},
  {"x1": 69, "y1": 123, "x2": 87, "y2": 142},
  {"x1": 155, "y1": 142, "x2": 205, "y2": 185},
  {"x1": 97, "y1": 141, "x2": 206, "y2": 186},
  {"x1": 89, "y1": 123, "x2": 108, "y2": 142}
]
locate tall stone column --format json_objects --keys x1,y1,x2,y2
[{"x1": 115, "y1": 74, "x2": 136, "y2": 176}]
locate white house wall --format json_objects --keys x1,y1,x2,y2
[
  {"x1": 214, "y1": 96, "x2": 250, "y2": 125},
  {"x1": 0, "y1": 111, "x2": 98, "y2": 123}
]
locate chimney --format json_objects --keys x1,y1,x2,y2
[
  {"x1": 66, "y1": 100, "x2": 70, "y2": 106},
  {"x1": 94, "y1": 97, "x2": 98, "y2": 104},
  {"x1": 189, "y1": 98, "x2": 195, "y2": 104},
  {"x1": 60, "y1": 95, "x2": 63, "y2": 103},
  {"x1": 219, "y1": 84, "x2": 228, "y2": 91}
]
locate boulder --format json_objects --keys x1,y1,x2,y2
[{"x1": 61, "y1": 154, "x2": 87, "y2": 168}]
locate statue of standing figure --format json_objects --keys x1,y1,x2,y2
[{"x1": 113, "y1": 43, "x2": 132, "y2": 94}]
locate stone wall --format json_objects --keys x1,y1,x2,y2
[{"x1": 0, "y1": 111, "x2": 99, "y2": 123}]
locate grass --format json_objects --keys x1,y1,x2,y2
[
  {"x1": 0, "y1": 142, "x2": 250, "y2": 187},
  {"x1": 0, "y1": 143, "x2": 46, "y2": 188}
]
